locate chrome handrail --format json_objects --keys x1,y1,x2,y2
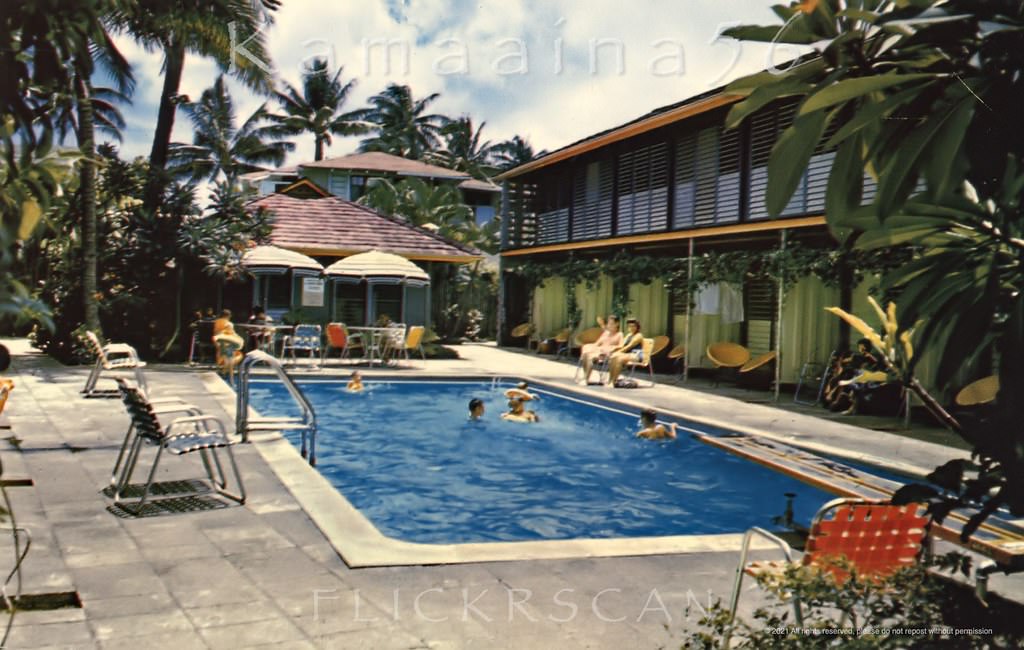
[{"x1": 236, "y1": 350, "x2": 318, "y2": 466}]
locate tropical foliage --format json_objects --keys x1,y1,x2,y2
[
  {"x1": 358, "y1": 177, "x2": 499, "y2": 253},
  {"x1": 113, "y1": 0, "x2": 279, "y2": 213},
  {"x1": 355, "y1": 83, "x2": 449, "y2": 159},
  {"x1": 169, "y1": 75, "x2": 294, "y2": 185},
  {"x1": 721, "y1": 0, "x2": 1024, "y2": 537},
  {"x1": 2, "y1": 0, "x2": 538, "y2": 357},
  {"x1": 687, "y1": 552, "x2": 1024, "y2": 648},
  {"x1": 428, "y1": 116, "x2": 498, "y2": 181},
  {"x1": 271, "y1": 58, "x2": 368, "y2": 161},
  {"x1": 492, "y1": 135, "x2": 541, "y2": 171}
]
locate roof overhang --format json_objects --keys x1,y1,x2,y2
[
  {"x1": 497, "y1": 92, "x2": 740, "y2": 180},
  {"x1": 283, "y1": 246, "x2": 481, "y2": 264},
  {"x1": 500, "y1": 216, "x2": 826, "y2": 257}
]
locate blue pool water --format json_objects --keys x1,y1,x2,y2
[{"x1": 249, "y1": 379, "x2": 839, "y2": 544}]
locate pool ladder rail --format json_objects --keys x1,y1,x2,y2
[{"x1": 236, "y1": 351, "x2": 319, "y2": 466}]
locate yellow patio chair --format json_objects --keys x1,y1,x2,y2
[
  {"x1": 706, "y1": 341, "x2": 751, "y2": 386},
  {"x1": 624, "y1": 335, "x2": 670, "y2": 387},
  {"x1": 738, "y1": 351, "x2": 777, "y2": 390},
  {"x1": 391, "y1": 325, "x2": 427, "y2": 368},
  {"x1": 667, "y1": 344, "x2": 687, "y2": 384},
  {"x1": 575, "y1": 326, "x2": 603, "y2": 346},
  {"x1": 955, "y1": 375, "x2": 998, "y2": 407}
]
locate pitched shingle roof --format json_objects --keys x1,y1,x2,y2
[
  {"x1": 299, "y1": 151, "x2": 470, "y2": 180},
  {"x1": 248, "y1": 193, "x2": 481, "y2": 262}
]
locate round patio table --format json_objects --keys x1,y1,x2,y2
[{"x1": 346, "y1": 326, "x2": 404, "y2": 366}]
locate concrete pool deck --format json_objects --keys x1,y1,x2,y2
[{"x1": 0, "y1": 338, "x2": 1019, "y2": 648}]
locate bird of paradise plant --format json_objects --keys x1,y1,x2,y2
[{"x1": 825, "y1": 298, "x2": 960, "y2": 432}]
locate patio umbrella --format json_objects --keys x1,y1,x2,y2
[
  {"x1": 241, "y1": 245, "x2": 324, "y2": 277},
  {"x1": 323, "y1": 250, "x2": 430, "y2": 286}
]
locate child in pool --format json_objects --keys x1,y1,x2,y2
[
  {"x1": 468, "y1": 398, "x2": 485, "y2": 420},
  {"x1": 501, "y1": 397, "x2": 539, "y2": 423},
  {"x1": 636, "y1": 408, "x2": 677, "y2": 440},
  {"x1": 347, "y1": 371, "x2": 364, "y2": 393}
]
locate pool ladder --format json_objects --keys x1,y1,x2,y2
[{"x1": 236, "y1": 351, "x2": 318, "y2": 466}]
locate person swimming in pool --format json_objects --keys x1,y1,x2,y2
[
  {"x1": 468, "y1": 398, "x2": 485, "y2": 420},
  {"x1": 504, "y1": 381, "x2": 537, "y2": 402},
  {"x1": 636, "y1": 408, "x2": 677, "y2": 440},
  {"x1": 502, "y1": 397, "x2": 539, "y2": 423},
  {"x1": 347, "y1": 371, "x2": 364, "y2": 393}
]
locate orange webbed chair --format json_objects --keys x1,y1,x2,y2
[{"x1": 727, "y1": 498, "x2": 930, "y2": 638}]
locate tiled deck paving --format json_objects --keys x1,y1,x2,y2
[{"x1": 0, "y1": 338, "x2": 1019, "y2": 649}]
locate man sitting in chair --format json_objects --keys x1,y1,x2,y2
[
  {"x1": 605, "y1": 318, "x2": 644, "y2": 388},
  {"x1": 577, "y1": 315, "x2": 623, "y2": 385}
]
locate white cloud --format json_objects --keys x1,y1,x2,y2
[{"x1": 110, "y1": 0, "x2": 782, "y2": 175}]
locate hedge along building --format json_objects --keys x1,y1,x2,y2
[{"x1": 496, "y1": 87, "x2": 946, "y2": 394}]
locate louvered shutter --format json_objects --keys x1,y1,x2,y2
[
  {"x1": 673, "y1": 132, "x2": 696, "y2": 228},
  {"x1": 616, "y1": 143, "x2": 669, "y2": 235},
  {"x1": 572, "y1": 160, "x2": 614, "y2": 241},
  {"x1": 744, "y1": 278, "x2": 776, "y2": 355}
]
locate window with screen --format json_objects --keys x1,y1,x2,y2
[
  {"x1": 264, "y1": 275, "x2": 292, "y2": 310},
  {"x1": 334, "y1": 283, "x2": 365, "y2": 325},
  {"x1": 373, "y1": 284, "x2": 403, "y2": 323}
]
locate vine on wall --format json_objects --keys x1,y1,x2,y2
[{"x1": 507, "y1": 244, "x2": 915, "y2": 325}]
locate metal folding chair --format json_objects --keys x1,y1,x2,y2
[
  {"x1": 81, "y1": 331, "x2": 148, "y2": 398},
  {"x1": 112, "y1": 379, "x2": 245, "y2": 514},
  {"x1": 281, "y1": 324, "x2": 322, "y2": 368},
  {"x1": 726, "y1": 498, "x2": 930, "y2": 641},
  {"x1": 322, "y1": 323, "x2": 362, "y2": 365},
  {"x1": 187, "y1": 320, "x2": 216, "y2": 366},
  {"x1": 794, "y1": 350, "x2": 837, "y2": 406}
]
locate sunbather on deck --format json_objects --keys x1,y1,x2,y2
[{"x1": 578, "y1": 315, "x2": 623, "y2": 385}]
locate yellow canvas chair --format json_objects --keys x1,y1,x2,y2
[
  {"x1": 509, "y1": 322, "x2": 534, "y2": 349},
  {"x1": 955, "y1": 375, "x2": 998, "y2": 407},
  {"x1": 574, "y1": 327, "x2": 603, "y2": 348},
  {"x1": 551, "y1": 328, "x2": 572, "y2": 357},
  {"x1": 390, "y1": 325, "x2": 427, "y2": 367},
  {"x1": 667, "y1": 344, "x2": 687, "y2": 384},
  {"x1": 624, "y1": 335, "x2": 670, "y2": 387},
  {"x1": 706, "y1": 342, "x2": 751, "y2": 386},
  {"x1": 738, "y1": 351, "x2": 777, "y2": 390}
]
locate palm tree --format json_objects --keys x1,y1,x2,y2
[
  {"x1": 271, "y1": 59, "x2": 369, "y2": 161},
  {"x1": 53, "y1": 86, "x2": 131, "y2": 145},
  {"x1": 357, "y1": 177, "x2": 499, "y2": 252},
  {"x1": 2, "y1": 1, "x2": 135, "y2": 335},
  {"x1": 429, "y1": 116, "x2": 498, "y2": 181},
  {"x1": 356, "y1": 84, "x2": 449, "y2": 160},
  {"x1": 492, "y1": 135, "x2": 541, "y2": 171},
  {"x1": 169, "y1": 76, "x2": 294, "y2": 185},
  {"x1": 112, "y1": 0, "x2": 279, "y2": 213}
]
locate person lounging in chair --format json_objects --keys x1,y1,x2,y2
[
  {"x1": 577, "y1": 315, "x2": 623, "y2": 385},
  {"x1": 605, "y1": 319, "x2": 643, "y2": 388}
]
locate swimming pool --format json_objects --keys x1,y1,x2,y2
[{"x1": 248, "y1": 378, "x2": 840, "y2": 544}]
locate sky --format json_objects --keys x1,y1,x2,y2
[{"x1": 109, "y1": 0, "x2": 788, "y2": 170}]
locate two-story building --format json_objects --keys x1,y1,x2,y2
[
  {"x1": 496, "y1": 87, "x2": 943, "y2": 392},
  {"x1": 241, "y1": 151, "x2": 500, "y2": 225}
]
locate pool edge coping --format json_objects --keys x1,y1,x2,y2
[{"x1": 204, "y1": 371, "x2": 933, "y2": 567}]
